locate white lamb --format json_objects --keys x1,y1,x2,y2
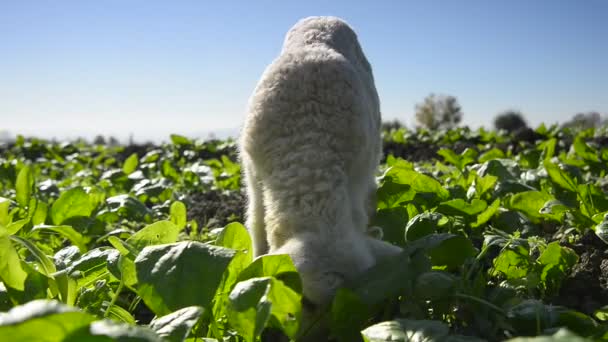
[{"x1": 239, "y1": 16, "x2": 402, "y2": 317}]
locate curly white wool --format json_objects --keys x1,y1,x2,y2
[{"x1": 239, "y1": 16, "x2": 402, "y2": 311}]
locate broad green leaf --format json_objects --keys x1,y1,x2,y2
[
  {"x1": 370, "y1": 207, "x2": 408, "y2": 246},
  {"x1": 32, "y1": 225, "x2": 90, "y2": 253},
  {"x1": 573, "y1": 136, "x2": 599, "y2": 162},
  {"x1": 507, "y1": 299, "x2": 559, "y2": 335},
  {"x1": 0, "y1": 300, "x2": 95, "y2": 341},
  {"x1": 0, "y1": 227, "x2": 28, "y2": 291},
  {"x1": 544, "y1": 161, "x2": 577, "y2": 192},
  {"x1": 106, "y1": 195, "x2": 152, "y2": 221},
  {"x1": 478, "y1": 148, "x2": 505, "y2": 163},
  {"x1": 344, "y1": 246, "x2": 427, "y2": 307},
  {"x1": 6, "y1": 218, "x2": 28, "y2": 235},
  {"x1": 104, "y1": 304, "x2": 136, "y2": 324},
  {"x1": 475, "y1": 174, "x2": 498, "y2": 198},
  {"x1": 0, "y1": 198, "x2": 10, "y2": 226},
  {"x1": 170, "y1": 134, "x2": 193, "y2": 146},
  {"x1": 404, "y1": 212, "x2": 443, "y2": 242},
  {"x1": 537, "y1": 242, "x2": 578, "y2": 294},
  {"x1": 64, "y1": 320, "x2": 162, "y2": 341},
  {"x1": 9, "y1": 235, "x2": 57, "y2": 276},
  {"x1": 170, "y1": 201, "x2": 187, "y2": 231},
  {"x1": 122, "y1": 153, "x2": 139, "y2": 175},
  {"x1": 509, "y1": 191, "x2": 555, "y2": 222},
  {"x1": 414, "y1": 271, "x2": 456, "y2": 300},
  {"x1": 475, "y1": 159, "x2": 519, "y2": 181},
  {"x1": 492, "y1": 245, "x2": 531, "y2": 280},
  {"x1": 227, "y1": 277, "x2": 301, "y2": 341},
  {"x1": 428, "y1": 235, "x2": 477, "y2": 270},
  {"x1": 437, "y1": 198, "x2": 487, "y2": 217},
  {"x1": 51, "y1": 187, "x2": 93, "y2": 225},
  {"x1": 237, "y1": 254, "x2": 301, "y2": 293},
  {"x1": 361, "y1": 319, "x2": 449, "y2": 342},
  {"x1": 383, "y1": 167, "x2": 450, "y2": 201},
  {"x1": 376, "y1": 181, "x2": 414, "y2": 209},
  {"x1": 216, "y1": 222, "x2": 253, "y2": 282},
  {"x1": 32, "y1": 200, "x2": 48, "y2": 226},
  {"x1": 437, "y1": 148, "x2": 462, "y2": 169},
  {"x1": 330, "y1": 288, "x2": 371, "y2": 342},
  {"x1": 149, "y1": 306, "x2": 204, "y2": 342},
  {"x1": 135, "y1": 241, "x2": 236, "y2": 315},
  {"x1": 15, "y1": 165, "x2": 33, "y2": 207},
  {"x1": 127, "y1": 220, "x2": 180, "y2": 252},
  {"x1": 595, "y1": 214, "x2": 608, "y2": 244},
  {"x1": 226, "y1": 277, "x2": 272, "y2": 342},
  {"x1": 504, "y1": 328, "x2": 589, "y2": 341},
  {"x1": 64, "y1": 248, "x2": 119, "y2": 288},
  {"x1": 472, "y1": 199, "x2": 500, "y2": 228}
]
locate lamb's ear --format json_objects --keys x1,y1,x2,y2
[{"x1": 365, "y1": 235, "x2": 403, "y2": 261}]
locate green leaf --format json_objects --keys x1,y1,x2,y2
[
  {"x1": 361, "y1": 319, "x2": 449, "y2": 342},
  {"x1": 236, "y1": 254, "x2": 301, "y2": 294},
  {"x1": 32, "y1": 200, "x2": 48, "y2": 226},
  {"x1": 492, "y1": 245, "x2": 531, "y2": 280},
  {"x1": 170, "y1": 134, "x2": 193, "y2": 146},
  {"x1": 382, "y1": 167, "x2": 449, "y2": 202},
  {"x1": 227, "y1": 277, "x2": 301, "y2": 341},
  {"x1": 509, "y1": 191, "x2": 555, "y2": 223},
  {"x1": 369, "y1": 207, "x2": 408, "y2": 246},
  {"x1": 170, "y1": 201, "x2": 187, "y2": 231},
  {"x1": 0, "y1": 198, "x2": 11, "y2": 227},
  {"x1": 0, "y1": 226, "x2": 28, "y2": 291},
  {"x1": 478, "y1": 148, "x2": 505, "y2": 163},
  {"x1": 428, "y1": 235, "x2": 477, "y2": 270},
  {"x1": 216, "y1": 222, "x2": 253, "y2": 281},
  {"x1": 437, "y1": 148, "x2": 462, "y2": 169},
  {"x1": 0, "y1": 300, "x2": 96, "y2": 341},
  {"x1": 64, "y1": 248, "x2": 119, "y2": 288},
  {"x1": 504, "y1": 328, "x2": 589, "y2": 342},
  {"x1": 122, "y1": 153, "x2": 139, "y2": 175},
  {"x1": 595, "y1": 214, "x2": 608, "y2": 244},
  {"x1": 51, "y1": 187, "x2": 94, "y2": 225},
  {"x1": 507, "y1": 299, "x2": 558, "y2": 335},
  {"x1": 32, "y1": 225, "x2": 90, "y2": 253},
  {"x1": 414, "y1": 271, "x2": 457, "y2": 300},
  {"x1": 330, "y1": 288, "x2": 371, "y2": 341},
  {"x1": 135, "y1": 241, "x2": 236, "y2": 315},
  {"x1": 573, "y1": 136, "x2": 599, "y2": 162},
  {"x1": 437, "y1": 198, "x2": 487, "y2": 217},
  {"x1": 404, "y1": 212, "x2": 443, "y2": 242},
  {"x1": 64, "y1": 320, "x2": 162, "y2": 341},
  {"x1": 126, "y1": 220, "x2": 180, "y2": 252},
  {"x1": 9, "y1": 235, "x2": 57, "y2": 276},
  {"x1": 538, "y1": 242, "x2": 578, "y2": 293},
  {"x1": 472, "y1": 199, "x2": 500, "y2": 228},
  {"x1": 149, "y1": 306, "x2": 204, "y2": 342},
  {"x1": 544, "y1": 161, "x2": 577, "y2": 192},
  {"x1": 16, "y1": 165, "x2": 34, "y2": 207},
  {"x1": 105, "y1": 304, "x2": 136, "y2": 324}
]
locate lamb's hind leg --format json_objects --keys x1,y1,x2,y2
[{"x1": 243, "y1": 161, "x2": 268, "y2": 257}]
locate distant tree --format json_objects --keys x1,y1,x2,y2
[
  {"x1": 93, "y1": 135, "x2": 106, "y2": 145},
  {"x1": 562, "y1": 111, "x2": 606, "y2": 130},
  {"x1": 494, "y1": 110, "x2": 528, "y2": 133},
  {"x1": 415, "y1": 93, "x2": 462, "y2": 130},
  {"x1": 381, "y1": 119, "x2": 405, "y2": 132}
]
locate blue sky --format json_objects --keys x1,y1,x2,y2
[{"x1": 1, "y1": 1, "x2": 607, "y2": 142}]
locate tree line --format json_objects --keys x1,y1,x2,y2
[{"x1": 389, "y1": 93, "x2": 607, "y2": 133}]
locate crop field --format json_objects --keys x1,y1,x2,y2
[{"x1": 1, "y1": 125, "x2": 608, "y2": 341}]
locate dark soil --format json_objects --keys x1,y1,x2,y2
[
  {"x1": 552, "y1": 231, "x2": 608, "y2": 315},
  {"x1": 185, "y1": 189, "x2": 245, "y2": 228}
]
